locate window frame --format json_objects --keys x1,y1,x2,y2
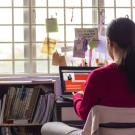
[{"x1": 0, "y1": 0, "x2": 134, "y2": 76}]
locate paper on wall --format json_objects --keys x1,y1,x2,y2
[
  {"x1": 52, "y1": 51, "x2": 60, "y2": 65},
  {"x1": 52, "y1": 51, "x2": 67, "y2": 66},
  {"x1": 59, "y1": 56, "x2": 67, "y2": 66},
  {"x1": 61, "y1": 46, "x2": 73, "y2": 52},
  {"x1": 75, "y1": 28, "x2": 98, "y2": 41},
  {"x1": 46, "y1": 18, "x2": 58, "y2": 32},
  {"x1": 73, "y1": 39, "x2": 85, "y2": 58},
  {"x1": 41, "y1": 38, "x2": 56, "y2": 55}
]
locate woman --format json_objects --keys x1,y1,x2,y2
[
  {"x1": 73, "y1": 17, "x2": 135, "y2": 120},
  {"x1": 41, "y1": 17, "x2": 135, "y2": 135}
]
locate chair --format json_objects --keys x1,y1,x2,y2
[
  {"x1": 81, "y1": 105, "x2": 135, "y2": 135},
  {"x1": 41, "y1": 105, "x2": 135, "y2": 135}
]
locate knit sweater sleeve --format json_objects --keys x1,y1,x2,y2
[{"x1": 73, "y1": 71, "x2": 101, "y2": 120}]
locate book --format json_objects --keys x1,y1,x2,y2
[
  {"x1": 0, "y1": 94, "x2": 7, "y2": 123},
  {"x1": 41, "y1": 93, "x2": 55, "y2": 123},
  {"x1": 32, "y1": 95, "x2": 44, "y2": 123},
  {"x1": 4, "y1": 87, "x2": 16, "y2": 121},
  {"x1": 25, "y1": 86, "x2": 41, "y2": 122}
]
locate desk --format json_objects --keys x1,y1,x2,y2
[{"x1": 55, "y1": 99, "x2": 85, "y2": 128}]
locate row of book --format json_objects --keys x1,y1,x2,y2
[{"x1": 0, "y1": 84, "x2": 55, "y2": 125}]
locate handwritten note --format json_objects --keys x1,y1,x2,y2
[
  {"x1": 75, "y1": 28, "x2": 98, "y2": 41},
  {"x1": 46, "y1": 18, "x2": 58, "y2": 32},
  {"x1": 41, "y1": 38, "x2": 56, "y2": 55}
]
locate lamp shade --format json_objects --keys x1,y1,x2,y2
[{"x1": 46, "y1": 18, "x2": 58, "y2": 32}]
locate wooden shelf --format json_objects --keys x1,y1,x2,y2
[
  {"x1": 0, "y1": 79, "x2": 56, "y2": 135},
  {"x1": 0, "y1": 80, "x2": 55, "y2": 85},
  {"x1": 0, "y1": 123, "x2": 42, "y2": 127}
]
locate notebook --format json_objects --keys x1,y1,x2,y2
[{"x1": 59, "y1": 66, "x2": 98, "y2": 101}]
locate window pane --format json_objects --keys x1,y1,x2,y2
[
  {"x1": 0, "y1": 26, "x2": 12, "y2": 42},
  {"x1": 56, "y1": 42, "x2": 65, "y2": 53},
  {"x1": 0, "y1": 43, "x2": 12, "y2": 60},
  {"x1": 14, "y1": 8, "x2": 27, "y2": 24},
  {"x1": 65, "y1": 43, "x2": 74, "y2": 66},
  {"x1": 72, "y1": 58, "x2": 83, "y2": 66},
  {"x1": 104, "y1": 0, "x2": 114, "y2": 7},
  {"x1": 48, "y1": 8, "x2": 64, "y2": 24},
  {"x1": 83, "y1": 25, "x2": 98, "y2": 28},
  {"x1": 48, "y1": 0, "x2": 63, "y2": 7},
  {"x1": 14, "y1": 0, "x2": 24, "y2": 7},
  {"x1": 66, "y1": 8, "x2": 81, "y2": 24},
  {"x1": 105, "y1": 8, "x2": 114, "y2": 24},
  {"x1": 0, "y1": 61, "x2": 12, "y2": 74},
  {"x1": 116, "y1": 0, "x2": 131, "y2": 7},
  {"x1": 49, "y1": 26, "x2": 64, "y2": 42},
  {"x1": 35, "y1": 43, "x2": 47, "y2": 59},
  {"x1": 35, "y1": 0, "x2": 46, "y2": 7},
  {"x1": 83, "y1": 0, "x2": 99, "y2": 7},
  {"x1": 65, "y1": 0, "x2": 81, "y2": 7},
  {"x1": 14, "y1": 26, "x2": 28, "y2": 42},
  {"x1": 36, "y1": 60, "x2": 48, "y2": 74},
  {"x1": 0, "y1": 9, "x2": 12, "y2": 24},
  {"x1": 66, "y1": 25, "x2": 81, "y2": 42},
  {"x1": 82, "y1": 0, "x2": 92, "y2": 7},
  {"x1": 116, "y1": 8, "x2": 131, "y2": 18},
  {"x1": 35, "y1": 26, "x2": 47, "y2": 42},
  {"x1": 83, "y1": 8, "x2": 98, "y2": 24},
  {"x1": 15, "y1": 61, "x2": 25, "y2": 74},
  {"x1": 0, "y1": 0, "x2": 11, "y2": 7},
  {"x1": 133, "y1": 0, "x2": 135, "y2": 7},
  {"x1": 35, "y1": 8, "x2": 47, "y2": 24},
  {"x1": 14, "y1": 43, "x2": 25, "y2": 59},
  {"x1": 132, "y1": 8, "x2": 135, "y2": 21},
  {"x1": 49, "y1": 61, "x2": 59, "y2": 74}
]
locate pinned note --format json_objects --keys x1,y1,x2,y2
[
  {"x1": 46, "y1": 18, "x2": 58, "y2": 32},
  {"x1": 59, "y1": 56, "x2": 67, "y2": 66},
  {"x1": 52, "y1": 51, "x2": 60, "y2": 65},
  {"x1": 73, "y1": 38, "x2": 88, "y2": 58},
  {"x1": 52, "y1": 51, "x2": 67, "y2": 66},
  {"x1": 75, "y1": 28, "x2": 98, "y2": 41},
  {"x1": 41, "y1": 38, "x2": 56, "y2": 55}
]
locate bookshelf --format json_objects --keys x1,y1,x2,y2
[{"x1": 0, "y1": 79, "x2": 56, "y2": 135}]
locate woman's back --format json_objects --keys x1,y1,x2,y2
[
  {"x1": 93, "y1": 63, "x2": 135, "y2": 107},
  {"x1": 73, "y1": 63, "x2": 135, "y2": 120}
]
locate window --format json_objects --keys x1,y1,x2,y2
[{"x1": 0, "y1": 0, "x2": 134, "y2": 75}]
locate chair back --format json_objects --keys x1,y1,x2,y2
[{"x1": 81, "y1": 105, "x2": 135, "y2": 135}]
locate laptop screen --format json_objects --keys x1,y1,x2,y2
[{"x1": 59, "y1": 66, "x2": 98, "y2": 95}]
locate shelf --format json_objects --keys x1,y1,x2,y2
[
  {"x1": 0, "y1": 123, "x2": 42, "y2": 127},
  {"x1": 0, "y1": 79, "x2": 54, "y2": 85},
  {"x1": 0, "y1": 79, "x2": 56, "y2": 135}
]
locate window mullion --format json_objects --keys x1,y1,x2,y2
[
  {"x1": 46, "y1": 0, "x2": 50, "y2": 74},
  {"x1": 114, "y1": 0, "x2": 116, "y2": 18},
  {"x1": 23, "y1": 0, "x2": 32, "y2": 74},
  {"x1": 31, "y1": 0, "x2": 36, "y2": 74},
  {"x1": 12, "y1": 0, "x2": 15, "y2": 74},
  {"x1": 131, "y1": 0, "x2": 133, "y2": 19},
  {"x1": 64, "y1": 0, "x2": 66, "y2": 57}
]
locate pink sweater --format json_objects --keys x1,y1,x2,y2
[{"x1": 73, "y1": 63, "x2": 135, "y2": 120}]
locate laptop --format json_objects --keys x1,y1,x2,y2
[{"x1": 59, "y1": 66, "x2": 98, "y2": 101}]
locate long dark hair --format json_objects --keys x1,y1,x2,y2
[{"x1": 106, "y1": 17, "x2": 135, "y2": 93}]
